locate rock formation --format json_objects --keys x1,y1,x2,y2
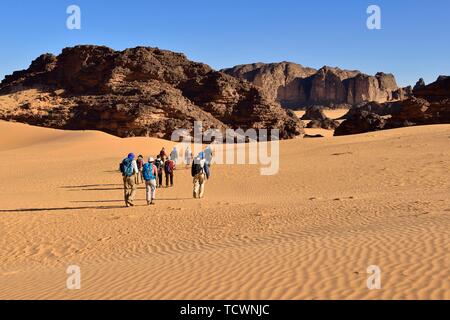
[
  {"x1": 306, "y1": 118, "x2": 340, "y2": 130},
  {"x1": 334, "y1": 111, "x2": 387, "y2": 136},
  {"x1": 334, "y1": 76, "x2": 450, "y2": 136},
  {"x1": 222, "y1": 62, "x2": 409, "y2": 109},
  {"x1": 0, "y1": 46, "x2": 304, "y2": 140},
  {"x1": 220, "y1": 62, "x2": 317, "y2": 108},
  {"x1": 300, "y1": 106, "x2": 327, "y2": 121},
  {"x1": 413, "y1": 78, "x2": 426, "y2": 91}
]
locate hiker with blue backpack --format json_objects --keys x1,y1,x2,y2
[
  {"x1": 143, "y1": 157, "x2": 158, "y2": 205},
  {"x1": 120, "y1": 153, "x2": 139, "y2": 207}
]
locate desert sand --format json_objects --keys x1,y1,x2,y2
[{"x1": 0, "y1": 120, "x2": 449, "y2": 300}]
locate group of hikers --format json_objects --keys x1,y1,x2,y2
[{"x1": 119, "y1": 146, "x2": 212, "y2": 207}]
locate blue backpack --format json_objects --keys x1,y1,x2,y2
[
  {"x1": 142, "y1": 163, "x2": 156, "y2": 181},
  {"x1": 121, "y1": 158, "x2": 134, "y2": 177}
]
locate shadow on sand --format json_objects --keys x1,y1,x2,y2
[
  {"x1": 0, "y1": 205, "x2": 126, "y2": 213},
  {"x1": 70, "y1": 197, "x2": 193, "y2": 204}
]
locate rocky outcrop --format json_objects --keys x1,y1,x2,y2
[
  {"x1": 222, "y1": 62, "x2": 408, "y2": 109},
  {"x1": 300, "y1": 106, "x2": 327, "y2": 121},
  {"x1": 413, "y1": 78, "x2": 426, "y2": 91},
  {"x1": 306, "y1": 118, "x2": 340, "y2": 130},
  {"x1": 335, "y1": 76, "x2": 450, "y2": 136},
  {"x1": 0, "y1": 45, "x2": 304, "y2": 140},
  {"x1": 301, "y1": 105, "x2": 340, "y2": 130},
  {"x1": 334, "y1": 111, "x2": 387, "y2": 136},
  {"x1": 413, "y1": 75, "x2": 450, "y2": 102}
]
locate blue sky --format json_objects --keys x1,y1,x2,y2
[{"x1": 0, "y1": 0, "x2": 448, "y2": 87}]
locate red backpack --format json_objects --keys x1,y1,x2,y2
[
  {"x1": 137, "y1": 158, "x2": 144, "y2": 169},
  {"x1": 165, "y1": 160, "x2": 174, "y2": 173}
]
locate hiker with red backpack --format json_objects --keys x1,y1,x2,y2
[
  {"x1": 120, "y1": 153, "x2": 139, "y2": 207},
  {"x1": 142, "y1": 157, "x2": 158, "y2": 205},
  {"x1": 159, "y1": 147, "x2": 167, "y2": 159},
  {"x1": 136, "y1": 155, "x2": 144, "y2": 185},
  {"x1": 164, "y1": 156, "x2": 175, "y2": 188}
]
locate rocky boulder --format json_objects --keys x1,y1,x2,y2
[
  {"x1": 300, "y1": 106, "x2": 327, "y2": 121},
  {"x1": 306, "y1": 118, "x2": 340, "y2": 130},
  {"x1": 334, "y1": 111, "x2": 387, "y2": 136}
]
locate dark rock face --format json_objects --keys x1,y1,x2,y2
[
  {"x1": 303, "y1": 134, "x2": 324, "y2": 138},
  {"x1": 413, "y1": 75, "x2": 450, "y2": 102},
  {"x1": 334, "y1": 111, "x2": 387, "y2": 136},
  {"x1": 340, "y1": 101, "x2": 389, "y2": 119},
  {"x1": 222, "y1": 63, "x2": 407, "y2": 109},
  {"x1": 413, "y1": 78, "x2": 426, "y2": 92},
  {"x1": 301, "y1": 106, "x2": 327, "y2": 121},
  {"x1": 335, "y1": 76, "x2": 450, "y2": 136},
  {"x1": 220, "y1": 62, "x2": 317, "y2": 108},
  {"x1": 306, "y1": 118, "x2": 340, "y2": 130},
  {"x1": 0, "y1": 46, "x2": 304, "y2": 139},
  {"x1": 392, "y1": 86, "x2": 413, "y2": 101}
]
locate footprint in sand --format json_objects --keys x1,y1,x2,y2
[
  {"x1": 168, "y1": 207, "x2": 184, "y2": 211},
  {"x1": 97, "y1": 237, "x2": 112, "y2": 242}
]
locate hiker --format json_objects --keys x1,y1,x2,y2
[
  {"x1": 204, "y1": 145, "x2": 213, "y2": 167},
  {"x1": 184, "y1": 146, "x2": 193, "y2": 168},
  {"x1": 154, "y1": 155, "x2": 164, "y2": 188},
  {"x1": 120, "y1": 153, "x2": 139, "y2": 207},
  {"x1": 170, "y1": 147, "x2": 179, "y2": 167},
  {"x1": 142, "y1": 157, "x2": 157, "y2": 205},
  {"x1": 192, "y1": 152, "x2": 210, "y2": 199},
  {"x1": 136, "y1": 155, "x2": 144, "y2": 185},
  {"x1": 164, "y1": 156, "x2": 175, "y2": 187},
  {"x1": 159, "y1": 147, "x2": 167, "y2": 159}
]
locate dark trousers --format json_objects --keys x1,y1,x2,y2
[
  {"x1": 157, "y1": 173, "x2": 163, "y2": 187},
  {"x1": 165, "y1": 172, "x2": 174, "y2": 187}
]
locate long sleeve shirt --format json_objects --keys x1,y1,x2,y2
[{"x1": 132, "y1": 160, "x2": 139, "y2": 174}]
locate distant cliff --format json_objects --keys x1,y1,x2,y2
[{"x1": 222, "y1": 62, "x2": 412, "y2": 109}]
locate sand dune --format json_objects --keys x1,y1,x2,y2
[{"x1": 0, "y1": 120, "x2": 449, "y2": 300}]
